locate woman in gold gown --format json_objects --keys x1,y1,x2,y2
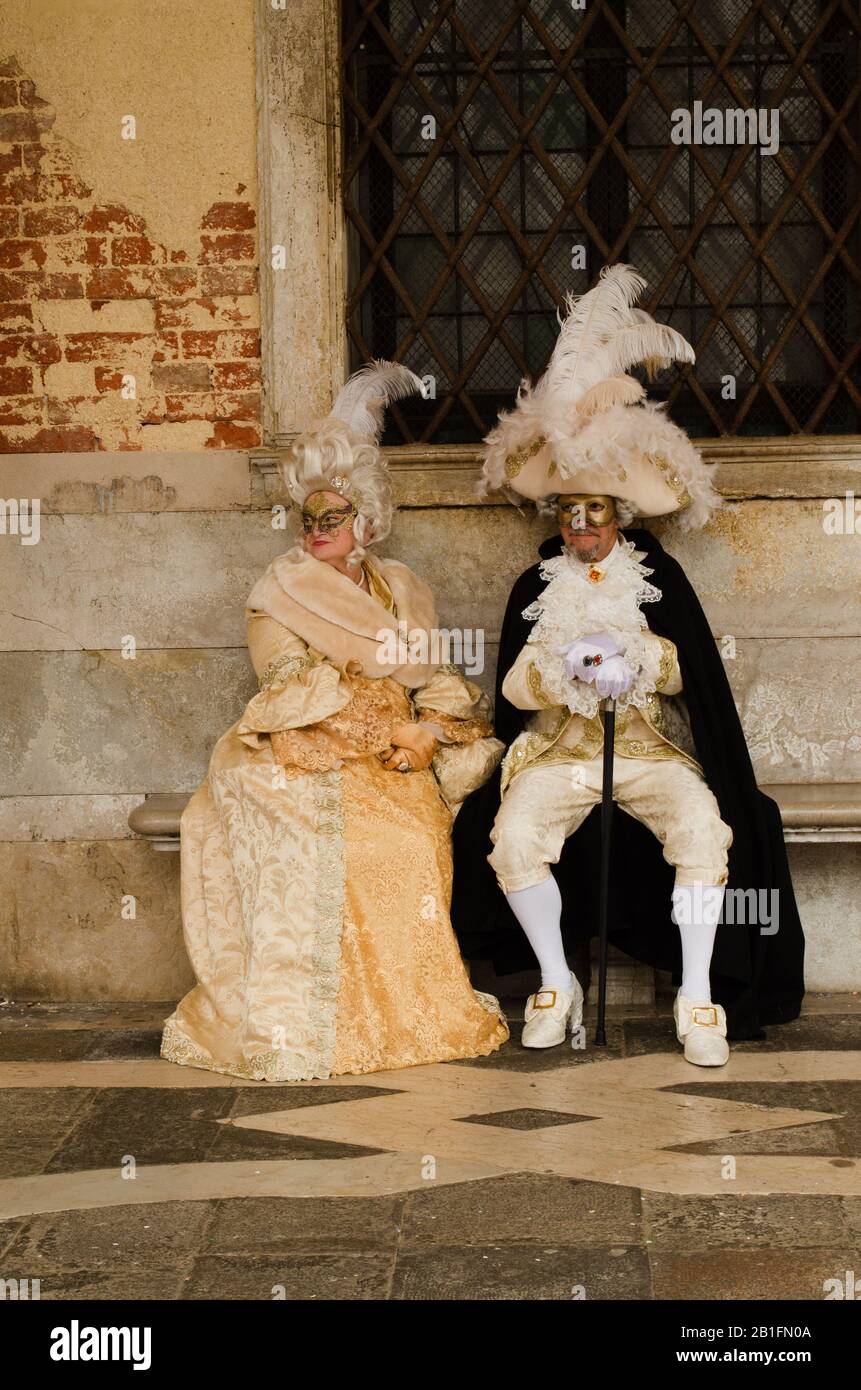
[{"x1": 161, "y1": 363, "x2": 509, "y2": 1081}]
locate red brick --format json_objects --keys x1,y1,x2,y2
[
  {"x1": 82, "y1": 203, "x2": 146, "y2": 233},
  {"x1": 0, "y1": 302, "x2": 32, "y2": 328},
  {"x1": 154, "y1": 299, "x2": 204, "y2": 330},
  {"x1": 201, "y1": 202, "x2": 256, "y2": 231},
  {"x1": 46, "y1": 395, "x2": 75, "y2": 424},
  {"x1": 33, "y1": 273, "x2": 84, "y2": 299},
  {"x1": 169, "y1": 248, "x2": 189, "y2": 263},
  {"x1": 46, "y1": 394, "x2": 105, "y2": 425},
  {"x1": 0, "y1": 333, "x2": 24, "y2": 363},
  {"x1": 206, "y1": 419, "x2": 261, "y2": 448},
  {"x1": 199, "y1": 232, "x2": 255, "y2": 264},
  {"x1": 182, "y1": 329, "x2": 259, "y2": 360},
  {"x1": 0, "y1": 58, "x2": 24, "y2": 78},
  {"x1": 0, "y1": 79, "x2": 19, "y2": 108},
  {"x1": 151, "y1": 362, "x2": 211, "y2": 392},
  {"x1": 94, "y1": 366, "x2": 125, "y2": 392},
  {"x1": 65, "y1": 331, "x2": 147, "y2": 362},
  {"x1": 0, "y1": 333, "x2": 61, "y2": 367},
  {"x1": 25, "y1": 334, "x2": 62, "y2": 366},
  {"x1": 199, "y1": 265, "x2": 257, "y2": 297},
  {"x1": 0, "y1": 173, "x2": 40, "y2": 204},
  {"x1": 150, "y1": 332, "x2": 178, "y2": 363},
  {"x1": 0, "y1": 424, "x2": 98, "y2": 451},
  {"x1": 0, "y1": 111, "x2": 46, "y2": 143},
  {"x1": 212, "y1": 360, "x2": 261, "y2": 390},
  {"x1": 215, "y1": 390, "x2": 261, "y2": 419},
  {"x1": 48, "y1": 171, "x2": 91, "y2": 201},
  {"x1": 0, "y1": 365, "x2": 33, "y2": 394},
  {"x1": 146, "y1": 265, "x2": 197, "y2": 297},
  {"x1": 22, "y1": 205, "x2": 80, "y2": 236},
  {"x1": 0, "y1": 149, "x2": 22, "y2": 176},
  {"x1": 20, "y1": 143, "x2": 44, "y2": 174},
  {"x1": 0, "y1": 271, "x2": 37, "y2": 299},
  {"x1": 0, "y1": 395, "x2": 41, "y2": 425},
  {"x1": 111, "y1": 235, "x2": 159, "y2": 266},
  {"x1": 18, "y1": 80, "x2": 51, "y2": 111},
  {"x1": 0, "y1": 209, "x2": 16, "y2": 235},
  {"x1": 83, "y1": 237, "x2": 107, "y2": 266},
  {"x1": 85, "y1": 267, "x2": 143, "y2": 299},
  {"x1": 0, "y1": 238, "x2": 46, "y2": 269},
  {"x1": 163, "y1": 392, "x2": 217, "y2": 421}
]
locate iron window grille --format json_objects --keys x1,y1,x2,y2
[{"x1": 342, "y1": 0, "x2": 861, "y2": 444}]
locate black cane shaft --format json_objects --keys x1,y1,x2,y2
[{"x1": 595, "y1": 701, "x2": 616, "y2": 1046}]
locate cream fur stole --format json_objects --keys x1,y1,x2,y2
[{"x1": 246, "y1": 544, "x2": 440, "y2": 686}]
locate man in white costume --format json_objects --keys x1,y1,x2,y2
[{"x1": 451, "y1": 264, "x2": 804, "y2": 1066}]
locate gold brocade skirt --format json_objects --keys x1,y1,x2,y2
[
  {"x1": 333, "y1": 755, "x2": 508, "y2": 1073},
  {"x1": 161, "y1": 725, "x2": 508, "y2": 1081}
]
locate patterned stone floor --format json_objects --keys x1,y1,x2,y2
[{"x1": 0, "y1": 996, "x2": 859, "y2": 1300}]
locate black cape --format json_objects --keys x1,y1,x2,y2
[{"x1": 451, "y1": 528, "x2": 805, "y2": 1040}]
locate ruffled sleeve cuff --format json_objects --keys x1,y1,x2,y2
[
  {"x1": 414, "y1": 665, "x2": 494, "y2": 743},
  {"x1": 237, "y1": 657, "x2": 352, "y2": 750}
]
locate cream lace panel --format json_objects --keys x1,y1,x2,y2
[
  {"x1": 330, "y1": 754, "x2": 509, "y2": 1074},
  {"x1": 416, "y1": 709, "x2": 494, "y2": 745},
  {"x1": 162, "y1": 765, "x2": 346, "y2": 1082},
  {"x1": 270, "y1": 675, "x2": 411, "y2": 772}
]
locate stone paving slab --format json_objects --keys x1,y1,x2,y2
[{"x1": 0, "y1": 1006, "x2": 858, "y2": 1300}]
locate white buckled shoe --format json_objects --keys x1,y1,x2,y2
[
  {"x1": 674, "y1": 993, "x2": 729, "y2": 1067},
  {"x1": 521, "y1": 977, "x2": 584, "y2": 1049}
]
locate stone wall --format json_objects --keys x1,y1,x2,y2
[
  {"x1": 0, "y1": 1, "x2": 260, "y2": 452},
  {"x1": 2, "y1": 449, "x2": 860, "y2": 999}
]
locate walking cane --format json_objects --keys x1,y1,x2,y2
[{"x1": 594, "y1": 697, "x2": 616, "y2": 1046}]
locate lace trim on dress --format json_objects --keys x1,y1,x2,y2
[
  {"x1": 308, "y1": 769, "x2": 346, "y2": 1077},
  {"x1": 160, "y1": 769, "x2": 346, "y2": 1083},
  {"x1": 258, "y1": 650, "x2": 316, "y2": 692}
]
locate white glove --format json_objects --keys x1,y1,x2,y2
[
  {"x1": 591, "y1": 653, "x2": 636, "y2": 700},
  {"x1": 556, "y1": 631, "x2": 637, "y2": 700},
  {"x1": 556, "y1": 631, "x2": 624, "y2": 683}
]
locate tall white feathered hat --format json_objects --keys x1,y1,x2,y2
[
  {"x1": 481, "y1": 265, "x2": 719, "y2": 529},
  {"x1": 279, "y1": 360, "x2": 424, "y2": 548}
]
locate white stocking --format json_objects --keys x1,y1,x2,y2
[
  {"x1": 505, "y1": 876, "x2": 574, "y2": 992},
  {"x1": 673, "y1": 884, "x2": 725, "y2": 1002}
]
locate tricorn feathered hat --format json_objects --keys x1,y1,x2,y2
[
  {"x1": 278, "y1": 359, "x2": 424, "y2": 551},
  {"x1": 481, "y1": 265, "x2": 719, "y2": 529}
]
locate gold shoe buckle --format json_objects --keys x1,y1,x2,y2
[
  {"x1": 532, "y1": 990, "x2": 557, "y2": 1009},
  {"x1": 691, "y1": 1006, "x2": 719, "y2": 1027}
]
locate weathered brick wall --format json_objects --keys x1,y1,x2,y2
[{"x1": 0, "y1": 56, "x2": 261, "y2": 453}]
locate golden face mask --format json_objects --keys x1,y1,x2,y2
[
  {"x1": 301, "y1": 496, "x2": 357, "y2": 535},
  {"x1": 556, "y1": 494, "x2": 617, "y2": 529}
]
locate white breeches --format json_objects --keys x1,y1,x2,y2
[{"x1": 489, "y1": 757, "x2": 733, "y2": 893}]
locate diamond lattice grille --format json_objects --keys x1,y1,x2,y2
[{"x1": 342, "y1": 0, "x2": 861, "y2": 442}]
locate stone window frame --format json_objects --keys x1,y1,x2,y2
[{"x1": 251, "y1": 0, "x2": 861, "y2": 506}]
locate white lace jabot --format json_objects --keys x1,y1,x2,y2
[{"x1": 522, "y1": 538, "x2": 663, "y2": 717}]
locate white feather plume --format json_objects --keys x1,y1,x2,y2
[
  {"x1": 328, "y1": 359, "x2": 425, "y2": 440},
  {"x1": 534, "y1": 264, "x2": 647, "y2": 407}
]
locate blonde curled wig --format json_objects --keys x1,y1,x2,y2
[{"x1": 278, "y1": 360, "x2": 424, "y2": 565}]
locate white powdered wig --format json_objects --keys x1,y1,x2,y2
[{"x1": 278, "y1": 360, "x2": 424, "y2": 560}]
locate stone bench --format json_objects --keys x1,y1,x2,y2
[
  {"x1": 128, "y1": 783, "x2": 861, "y2": 999},
  {"x1": 128, "y1": 783, "x2": 861, "y2": 849}
]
